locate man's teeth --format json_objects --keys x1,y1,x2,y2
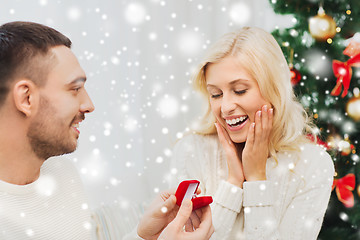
[
  {"x1": 72, "y1": 123, "x2": 79, "y2": 128},
  {"x1": 225, "y1": 116, "x2": 247, "y2": 125}
]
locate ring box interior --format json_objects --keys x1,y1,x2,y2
[{"x1": 175, "y1": 180, "x2": 213, "y2": 210}]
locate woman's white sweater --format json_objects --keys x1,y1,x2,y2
[{"x1": 170, "y1": 134, "x2": 334, "y2": 240}]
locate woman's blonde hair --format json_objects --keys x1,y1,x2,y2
[{"x1": 193, "y1": 27, "x2": 316, "y2": 158}]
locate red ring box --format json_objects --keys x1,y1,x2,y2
[{"x1": 175, "y1": 180, "x2": 213, "y2": 210}]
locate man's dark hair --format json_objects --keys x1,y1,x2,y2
[{"x1": 0, "y1": 21, "x2": 72, "y2": 107}]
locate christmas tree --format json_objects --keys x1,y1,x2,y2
[{"x1": 269, "y1": 0, "x2": 360, "y2": 239}]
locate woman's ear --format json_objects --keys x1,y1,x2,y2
[{"x1": 13, "y1": 80, "x2": 38, "y2": 117}]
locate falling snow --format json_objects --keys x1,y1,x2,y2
[{"x1": 0, "y1": 0, "x2": 334, "y2": 224}]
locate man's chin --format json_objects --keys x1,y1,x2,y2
[
  {"x1": 66, "y1": 141, "x2": 78, "y2": 154},
  {"x1": 41, "y1": 142, "x2": 78, "y2": 159}
]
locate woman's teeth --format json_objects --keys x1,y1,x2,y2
[{"x1": 225, "y1": 116, "x2": 248, "y2": 126}]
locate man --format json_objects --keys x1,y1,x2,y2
[{"x1": 0, "y1": 21, "x2": 213, "y2": 239}]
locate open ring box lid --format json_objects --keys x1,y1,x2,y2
[{"x1": 175, "y1": 180, "x2": 213, "y2": 210}]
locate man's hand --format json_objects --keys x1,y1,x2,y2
[
  {"x1": 137, "y1": 189, "x2": 214, "y2": 240},
  {"x1": 137, "y1": 190, "x2": 179, "y2": 240},
  {"x1": 158, "y1": 199, "x2": 214, "y2": 240}
]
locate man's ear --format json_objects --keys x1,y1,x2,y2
[{"x1": 13, "y1": 80, "x2": 39, "y2": 117}]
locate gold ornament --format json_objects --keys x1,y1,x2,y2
[
  {"x1": 338, "y1": 139, "x2": 351, "y2": 156},
  {"x1": 326, "y1": 134, "x2": 341, "y2": 150},
  {"x1": 339, "y1": 135, "x2": 354, "y2": 156},
  {"x1": 358, "y1": 185, "x2": 360, "y2": 197},
  {"x1": 309, "y1": 6, "x2": 336, "y2": 41},
  {"x1": 327, "y1": 134, "x2": 354, "y2": 155},
  {"x1": 346, "y1": 88, "x2": 360, "y2": 121}
]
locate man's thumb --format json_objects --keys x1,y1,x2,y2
[{"x1": 171, "y1": 199, "x2": 193, "y2": 229}]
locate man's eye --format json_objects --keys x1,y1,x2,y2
[{"x1": 73, "y1": 87, "x2": 81, "y2": 92}]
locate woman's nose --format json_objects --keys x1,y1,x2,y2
[{"x1": 221, "y1": 93, "x2": 237, "y2": 116}]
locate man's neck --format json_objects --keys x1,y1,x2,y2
[
  {"x1": 0, "y1": 121, "x2": 44, "y2": 185},
  {"x1": 0, "y1": 153, "x2": 43, "y2": 185}
]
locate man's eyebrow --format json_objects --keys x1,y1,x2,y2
[{"x1": 67, "y1": 77, "x2": 87, "y2": 85}]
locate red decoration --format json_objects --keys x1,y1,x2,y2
[
  {"x1": 307, "y1": 134, "x2": 330, "y2": 150},
  {"x1": 175, "y1": 180, "x2": 213, "y2": 210},
  {"x1": 343, "y1": 39, "x2": 360, "y2": 58},
  {"x1": 331, "y1": 53, "x2": 360, "y2": 98},
  {"x1": 331, "y1": 38, "x2": 360, "y2": 98},
  {"x1": 340, "y1": 143, "x2": 355, "y2": 156},
  {"x1": 290, "y1": 66, "x2": 301, "y2": 86},
  {"x1": 332, "y1": 173, "x2": 355, "y2": 208}
]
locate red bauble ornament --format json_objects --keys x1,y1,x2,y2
[{"x1": 290, "y1": 66, "x2": 301, "y2": 86}]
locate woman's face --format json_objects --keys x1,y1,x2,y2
[{"x1": 205, "y1": 56, "x2": 271, "y2": 143}]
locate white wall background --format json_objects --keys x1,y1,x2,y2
[{"x1": 0, "y1": 0, "x2": 295, "y2": 209}]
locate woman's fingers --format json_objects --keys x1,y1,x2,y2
[
  {"x1": 216, "y1": 122, "x2": 240, "y2": 164},
  {"x1": 267, "y1": 107, "x2": 273, "y2": 137},
  {"x1": 254, "y1": 110, "x2": 263, "y2": 143},
  {"x1": 216, "y1": 122, "x2": 245, "y2": 186},
  {"x1": 215, "y1": 122, "x2": 233, "y2": 148},
  {"x1": 246, "y1": 121, "x2": 255, "y2": 149},
  {"x1": 261, "y1": 105, "x2": 268, "y2": 132},
  {"x1": 215, "y1": 122, "x2": 238, "y2": 156},
  {"x1": 254, "y1": 105, "x2": 273, "y2": 146},
  {"x1": 242, "y1": 104, "x2": 273, "y2": 181}
]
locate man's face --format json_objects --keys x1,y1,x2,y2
[{"x1": 27, "y1": 46, "x2": 94, "y2": 159}]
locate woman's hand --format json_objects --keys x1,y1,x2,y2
[
  {"x1": 242, "y1": 105, "x2": 273, "y2": 181},
  {"x1": 215, "y1": 122, "x2": 245, "y2": 188},
  {"x1": 215, "y1": 104, "x2": 273, "y2": 187}
]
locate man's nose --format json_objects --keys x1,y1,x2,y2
[{"x1": 80, "y1": 90, "x2": 95, "y2": 113}]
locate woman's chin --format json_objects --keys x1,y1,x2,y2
[{"x1": 229, "y1": 135, "x2": 246, "y2": 144}]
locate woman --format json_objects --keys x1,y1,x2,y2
[{"x1": 171, "y1": 27, "x2": 334, "y2": 240}]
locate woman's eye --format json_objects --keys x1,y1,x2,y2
[
  {"x1": 211, "y1": 93, "x2": 222, "y2": 99},
  {"x1": 234, "y1": 90, "x2": 247, "y2": 95}
]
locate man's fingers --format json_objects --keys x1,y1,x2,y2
[
  {"x1": 159, "y1": 188, "x2": 176, "y2": 201},
  {"x1": 194, "y1": 208, "x2": 203, "y2": 219},
  {"x1": 185, "y1": 218, "x2": 194, "y2": 232},
  {"x1": 190, "y1": 211, "x2": 201, "y2": 229},
  {"x1": 157, "y1": 194, "x2": 177, "y2": 216},
  {"x1": 171, "y1": 199, "x2": 193, "y2": 230},
  {"x1": 199, "y1": 205, "x2": 211, "y2": 223},
  {"x1": 188, "y1": 206, "x2": 214, "y2": 239}
]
